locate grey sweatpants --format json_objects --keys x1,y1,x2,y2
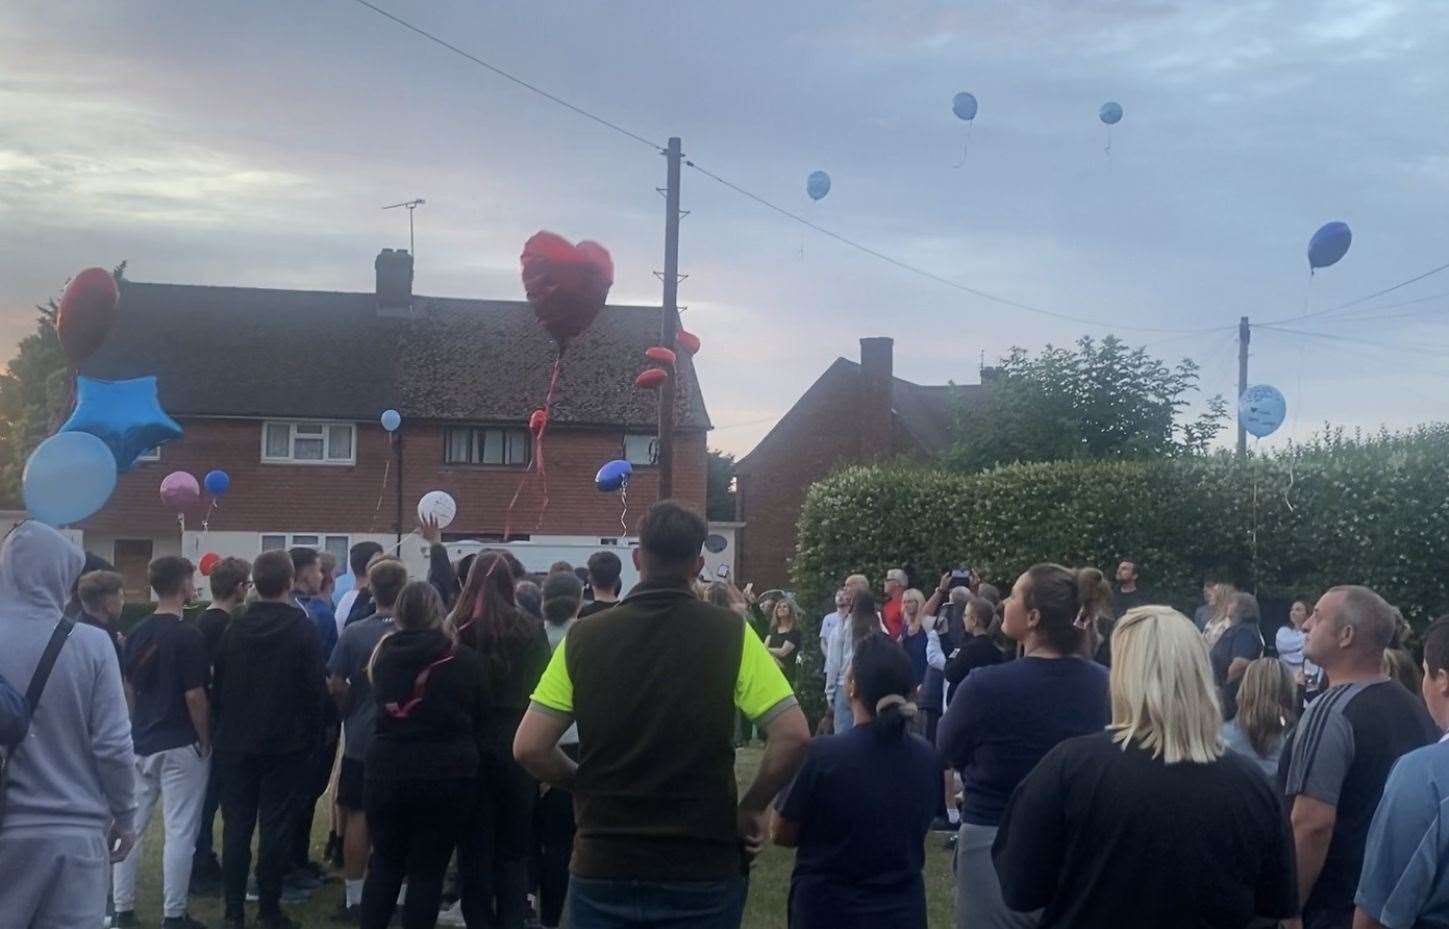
[
  {"x1": 955, "y1": 822, "x2": 1040, "y2": 929},
  {"x1": 0, "y1": 827, "x2": 109, "y2": 929}
]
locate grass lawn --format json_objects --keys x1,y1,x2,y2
[{"x1": 128, "y1": 746, "x2": 956, "y2": 928}]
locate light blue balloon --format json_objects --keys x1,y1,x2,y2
[
  {"x1": 1099, "y1": 101, "x2": 1123, "y2": 125},
  {"x1": 332, "y1": 572, "x2": 355, "y2": 607},
  {"x1": 381, "y1": 409, "x2": 401, "y2": 432},
  {"x1": 952, "y1": 92, "x2": 978, "y2": 121},
  {"x1": 595, "y1": 459, "x2": 633, "y2": 493},
  {"x1": 806, "y1": 170, "x2": 831, "y2": 201},
  {"x1": 1239, "y1": 384, "x2": 1286, "y2": 438},
  {"x1": 1308, "y1": 221, "x2": 1352, "y2": 271},
  {"x1": 23, "y1": 431, "x2": 118, "y2": 526}
]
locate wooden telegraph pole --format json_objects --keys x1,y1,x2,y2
[{"x1": 658, "y1": 137, "x2": 682, "y2": 500}]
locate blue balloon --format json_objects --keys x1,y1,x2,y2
[
  {"x1": 381, "y1": 409, "x2": 402, "y2": 433},
  {"x1": 1239, "y1": 384, "x2": 1287, "y2": 438},
  {"x1": 952, "y1": 92, "x2": 978, "y2": 121},
  {"x1": 332, "y1": 572, "x2": 355, "y2": 607},
  {"x1": 806, "y1": 170, "x2": 831, "y2": 201},
  {"x1": 204, "y1": 469, "x2": 230, "y2": 496},
  {"x1": 59, "y1": 375, "x2": 183, "y2": 473},
  {"x1": 23, "y1": 431, "x2": 117, "y2": 526},
  {"x1": 595, "y1": 459, "x2": 633, "y2": 493},
  {"x1": 1099, "y1": 101, "x2": 1123, "y2": 125},
  {"x1": 1308, "y1": 221, "x2": 1352, "y2": 271}
]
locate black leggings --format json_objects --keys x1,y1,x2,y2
[
  {"x1": 361, "y1": 778, "x2": 475, "y2": 929},
  {"x1": 458, "y1": 753, "x2": 536, "y2": 929}
]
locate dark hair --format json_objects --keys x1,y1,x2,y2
[
  {"x1": 455, "y1": 554, "x2": 478, "y2": 593},
  {"x1": 78, "y1": 570, "x2": 124, "y2": 610},
  {"x1": 587, "y1": 551, "x2": 623, "y2": 595},
  {"x1": 637, "y1": 500, "x2": 707, "y2": 576},
  {"x1": 515, "y1": 580, "x2": 543, "y2": 619},
  {"x1": 479, "y1": 548, "x2": 528, "y2": 580},
  {"x1": 966, "y1": 596, "x2": 995, "y2": 632},
  {"x1": 549, "y1": 560, "x2": 574, "y2": 575},
  {"x1": 1426, "y1": 618, "x2": 1449, "y2": 678},
  {"x1": 849, "y1": 592, "x2": 878, "y2": 644},
  {"x1": 394, "y1": 580, "x2": 443, "y2": 632},
  {"x1": 369, "y1": 559, "x2": 408, "y2": 609},
  {"x1": 148, "y1": 556, "x2": 195, "y2": 598},
  {"x1": 542, "y1": 571, "x2": 584, "y2": 625},
  {"x1": 1020, "y1": 563, "x2": 1112, "y2": 655},
  {"x1": 447, "y1": 552, "x2": 534, "y2": 662},
  {"x1": 289, "y1": 546, "x2": 320, "y2": 576},
  {"x1": 851, "y1": 633, "x2": 917, "y2": 741},
  {"x1": 253, "y1": 550, "x2": 295, "y2": 598},
  {"x1": 349, "y1": 541, "x2": 385, "y2": 578},
  {"x1": 209, "y1": 557, "x2": 251, "y2": 602}
]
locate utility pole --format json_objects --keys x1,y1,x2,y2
[
  {"x1": 658, "y1": 137, "x2": 682, "y2": 501},
  {"x1": 393, "y1": 430, "x2": 404, "y2": 549},
  {"x1": 1237, "y1": 316, "x2": 1250, "y2": 458}
]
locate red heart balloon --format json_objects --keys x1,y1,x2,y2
[
  {"x1": 58, "y1": 267, "x2": 120, "y2": 365},
  {"x1": 634, "y1": 368, "x2": 669, "y2": 390},
  {"x1": 521, "y1": 232, "x2": 614, "y2": 344},
  {"x1": 529, "y1": 408, "x2": 548, "y2": 436},
  {"x1": 645, "y1": 346, "x2": 677, "y2": 366},
  {"x1": 676, "y1": 329, "x2": 701, "y2": 355},
  {"x1": 199, "y1": 552, "x2": 220, "y2": 577}
]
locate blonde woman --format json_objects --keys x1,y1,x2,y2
[
  {"x1": 900, "y1": 589, "x2": 929, "y2": 699},
  {"x1": 1201, "y1": 582, "x2": 1237, "y2": 647},
  {"x1": 1222, "y1": 658, "x2": 1297, "y2": 778},
  {"x1": 993, "y1": 607, "x2": 1296, "y2": 929}
]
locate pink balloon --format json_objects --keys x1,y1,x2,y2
[{"x1": 160, "y1": 471, "x2": 200, "y2": 511}]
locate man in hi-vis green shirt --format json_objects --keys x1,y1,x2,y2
[{"x1": 515, "y1": 500, "x2": 810, "y2": 929}]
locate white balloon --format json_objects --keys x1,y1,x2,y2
[{"x1": 417, "y1": 490, "x2": 457, "y2": 529}]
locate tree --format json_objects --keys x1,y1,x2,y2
[
  {"x1": 944, "y1": 335, "x2": 1227, "y2": 472},
  {"x1": 706, "y1": 449, "x2": 737, "y2": 521}
]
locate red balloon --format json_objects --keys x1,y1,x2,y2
[
  {"x1": 634, "y1": 368, "x2": 669, "y2": 390},
  {"x1": 676, "y1": 329, "x2": 701, "y2": 355},
  {"x1": 529, "y1": 408, "x2": 548, "y2": 436},
  {"x1": 645, "y1": 346, "x2": 677, "y2": 366},
  {"x1": 58, "y1": 267, "x2": 119, "y2": 365},
  {"x1": 199, "y1": 552, "x2": 220, "y2": 577},
  {"x1": 520, "y1": 232, "x2": 614, "y2": 343}
]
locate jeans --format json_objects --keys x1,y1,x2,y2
[
  {"x1": 361, "y1": 777, "x2": 474, "y2": 929},
  {"x1": 833, "y1": 687, "x2": 854, "y2": 734},
  {"x1": 0, "y1": 827, "x2": 109, "y2": 929},
  {"x1": 567, "y1": 875, "x2": 747, "y2": 929},
  {"x1": 113, "y1": 745, "x2": 212, "y2": 918},
  {"x1": 534, "y1": 783, "x2": 576, "y2": 928},
  {"x1": 459, "y1": 752, "x2": 536, "y2": 929},
  {"x1": 219, "y1": 750, "x2": 310, "y2": 918}
]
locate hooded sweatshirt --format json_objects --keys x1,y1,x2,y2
[
  {"x1": 213, "y1": 600, "x2": 326, "y2": 755},
  {"x1": 366, "y1": 628, "x2": 488, "y2": 782},
  {"x1": 0, "y1": 522, "x2": 136, "y2": 834}
]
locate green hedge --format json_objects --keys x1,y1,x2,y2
[{"x1": 788, "y1": 428, "x2": 1449, "y2": 721}]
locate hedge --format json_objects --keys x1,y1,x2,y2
[{"x1": 787, "y1": 428, "x2": 1449, "y2": 721}]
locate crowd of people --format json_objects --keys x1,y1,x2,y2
[{"x1": 4, "y1": 507, "x2": 1449, "y2": 929}]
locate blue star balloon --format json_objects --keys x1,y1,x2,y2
[{"x1": 60, "y1": 375, "x2": 183, "y2": 472}]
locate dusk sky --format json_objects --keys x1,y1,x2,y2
[{"x1": 4, "y1": 1, "x2": 1448, "y2": 458}]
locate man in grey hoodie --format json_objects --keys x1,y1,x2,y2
[{"x1": 0, "y1": 520, "x2": 137, "y2": 929}]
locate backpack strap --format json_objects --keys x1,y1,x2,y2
[{"x1": 25, "y1": 619, "x2": 75, "y2": 712}]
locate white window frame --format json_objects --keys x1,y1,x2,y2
[
  {"x1": 623, "y1": 433, "x2": 659, "y2": 467},
  {"x1": 261, "y1": 420, "x2": 356, "y2": 465},
  {"x1": 259, "y1": 533, "x2": 351, "y2": 563},
  {"x1": 442, "y1": 425, "x2": 532, "y2": 467},
  {"x1": 135, "y1": 446, "x2": 161, "y2": 463}
]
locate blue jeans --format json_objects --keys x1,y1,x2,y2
[{"x1": 568, "y1": 875, "x2": 747, "y2": 929}]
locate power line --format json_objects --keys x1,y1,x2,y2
[
  {"x1": 1255, "y1": 324, "x2": 1449, "y2": 361},
  {"x1": 1262, "y1": 259, "x2": 1449, "y2": 326},
  {"x1": 1274, "y1": 289, "x2": 1449, "y2": 326}
]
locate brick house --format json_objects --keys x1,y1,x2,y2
[
  {"x1": 77, "y1": 252, "x2": 712, "y2": 597},
  {"x1": 734, "y1": 337, "x2": 984, "y2": 590}
]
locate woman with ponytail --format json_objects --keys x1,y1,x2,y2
[
  {"x1": 772, "y1": 633, "x2": 938, "y2": 929},
  {"x1": 937, "y1": 564, "x2": 1111, "y2": 929}
]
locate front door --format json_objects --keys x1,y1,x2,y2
[{"x1": 114, "y1": 539, "x2": 154, "y2": 600}]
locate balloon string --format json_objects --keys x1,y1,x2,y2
[
  {"x1": 953, "y1": 122, "x2": 973, "y2": 168},
  {"x1": 1104, "y1": 125, "x2": 1112, "y2": 158},
  {"x1": 1250, "y1": 440, "x2": 1260, "y2": 595},
  {"x1": 619, "y1": 483, "x2": 629, "y2": 536},
  {"x1": 199, "y1": 499, "x2": 218, "y2": 549},
  {"x1": 390, "y1": 529, "x2": 419, "y2": 555},
  {"x1": 504, "y1": 352, "x2": 565, "y2": 541},
  {"x1": 370, "y1": 458, "x2": 391, "y2": 533}
]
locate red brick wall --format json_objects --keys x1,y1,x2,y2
[{"x1": 84, "y1": 418, "x2": 707, "y2": 536}]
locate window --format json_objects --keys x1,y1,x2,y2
[
  {"x1": 135, "y1": 447, "x2": 161, "y2": 463},
  {"x1": 261, "y1": 533, "x2": 351, "y2": 563},
  {"x1": 624, "y1": 433, "x2": 659, "y2": 467},
  {"x1": 262, "y1": 421, "x2": 355, "y2": 464},
  {"x1": 443, "y1": 427, "x2": 531, "y2": 466}
]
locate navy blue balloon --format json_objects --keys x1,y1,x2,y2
[
  {"x1": 806, "y1": 170, "x2": 831, "y2": 201},
  {"x1": 204, "y1": 469, "x2": 230, "y2": 496},
  {"x1": 1099, "y1": 101, "x2": 1123, "y2": 125},
  {"x1": 952, "y1": 92, "x2": 978, "y2": 121},
  {"x1": 1307, "y1": 221, "x2": 1352, "y2": 271},
  {"x1": 595, "y1": 459, "x2": 633, "y2": 493},
  {"x1": 59, "y1": 375, "x2": 183, "y2": 473}
]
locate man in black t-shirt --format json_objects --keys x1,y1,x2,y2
[
  {"x1": 1110, "y1": 559, "x2": 1152, "y2": 619},
  {"x1": 1281, "y1": 585, "x2": 1437, "y2": 929},
  {"x1": 113, "y1": 556, "x2": 211, "y2": 929},
  {"x1": 579, "y1": 550, "x2": 623, "y2": 618}
]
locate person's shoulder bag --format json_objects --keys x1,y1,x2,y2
[{"x1": 0, "y1": 619, "x2": 76, "y2": 829}]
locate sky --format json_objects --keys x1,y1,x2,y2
[{"x1": 3, "y1": 0, "x2": 1448, "y2": 458}]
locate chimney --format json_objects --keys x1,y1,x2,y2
[
  {"x1": 859, "y1": 337, "x2": 894, "y2": 457},
  {"x1": 375, "y1": 248, "x2": 414, "y2": 316}
]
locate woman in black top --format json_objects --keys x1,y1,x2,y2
[
  {"x1": 943, "y1": 595, "x2": 1004, "y2": 701},
  {"x1": 446, "y1": 552, "x2": 552, "y2": 929},
  {"x1": 766, "y1": 598, "x2": 803, "y2": 682},
  {"x1": 993, "y1": 606, "x2": 1296, "y2": 929},
  {"x1": 362, "y1": 581, "x2": 488, "y2": 929}
]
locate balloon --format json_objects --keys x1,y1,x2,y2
[
  {"x1": 1099, "y1": 101, "x2": 1123, "y2": 125},
  {"x1": 204, "y1": 469, "x2": 230, "y2": 496},
  {"x1": 529, "y1": 408, "x2": 548, "y2": 436},
  {"x1": 380, "y1": 409, "x2": 402, "y2": 433},
  {"x1": 160, "y1": 471, "x2": 201, "y2": 511},
  {"x1": 1238, "y1": 384, "x2": 1287, "y2": 438},
  {"x1": 59, "y1": 375, "x2": 183, "y2": 473},
  {"x1": 806, "y1": 170, "x2": 831, "y2": 201},
  {"x1": 521, "y1": 231, "x2": 614, "y2": 344},
  {"x1": 645, "y1": 346, "x2": 677, "y2": 366},
  {"x1": 595, "y1": 459, "x2": 632, "y2": 492},
  {"x1": 952, "y1": 91, "x2": 978, "y2": 121},
  {"x1": 634, "y1": 368, "x2": 669, "y2": 390},
  {"x1": 199, "y1": 553, "x2": 220, "y2": 577},
  {"x1": 676, "y1": 330, "x2": 701, "y2": 355},
  {"x1": 417, "y1": 490, "x2": 458, "y2": 529},
  {"x1": 1308, "y1": 221, "x2": 1352, "y2": 271},
  {"x1": 22, "y1": 431, "x2": 117, "y2": 526},
  {"x1": 57, "y1": 267, "x2": 119, "y2": 365}
]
